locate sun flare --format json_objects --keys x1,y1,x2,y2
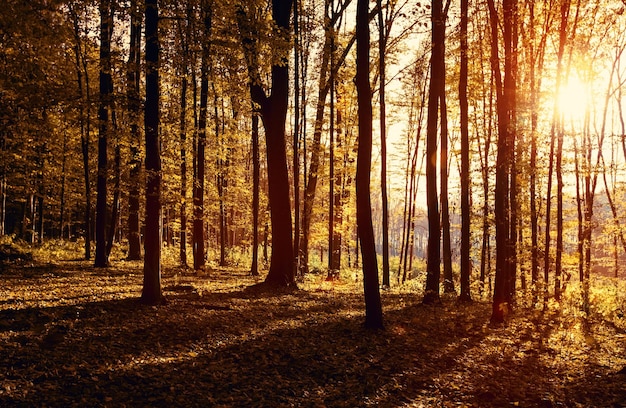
[{"x1": 557, "y1": 77, "x2": 589, "y2": 121}]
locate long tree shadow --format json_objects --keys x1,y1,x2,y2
[{"x1": 1, "y1": 267, "x2": 624, "y2": 407}]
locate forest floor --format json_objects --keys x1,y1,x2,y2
[{"x1": 0, "y1": 245, "x2": 625, "y2": 407}]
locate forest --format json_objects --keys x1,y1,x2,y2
[{"x1": 1, "y1": 0, "x2": 626, "y2": 406}]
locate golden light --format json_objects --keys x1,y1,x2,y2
[{"x1": 557, "y1": 76, "x2": 589, "y2": 121}]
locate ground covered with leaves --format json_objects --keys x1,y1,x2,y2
[{"x1": 1, "y1": 246, "x2": 625, "y2": 407}]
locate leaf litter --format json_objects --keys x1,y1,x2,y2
[{"x1": 0, "y1": 259, "x2": 624, "y2": 407}]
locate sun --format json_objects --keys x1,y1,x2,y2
[{"x1": 557, "y1": 76, "x2": 589, "y2": 121}]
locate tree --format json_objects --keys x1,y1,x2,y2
[
  {"x1": 300, "y1": 0, "x2": 353, "y2": 276},
  {"x1": 423, "y1": 0, "x2": 444, "y2": 305},
  {"x1": 377, "y1": 0, "x2": 390, "y2": 288},
  {"x1": 141, "y1": 0, "x2": 163, "y2": 305},
  {"x1": 175, "y1": 1, "x2": 194, "y2": 267},
  {"x1": 127, "y1": 0, "x2": 142, "y2": 261},
  {"x1": 193, "y1": 0, "x2": 212, "y2": 272},
  {"x1": 488, "y1": 0, "x2": 517, "y2": 324},
  {"x1": 94, "y1": 0, "x2": 113, "y2": 268},
  {"x1": 356, "y1": 0, "x2": 383, "y2": 329},
  {"x1": 458, "y1": 0, "x2": 471, "y2": 302},
  {"x1": 238, "y1": 0, "x2": 295, "y2": 286},
  {"x1": 250, "y1": 111, "x2": 260, "y2": 276},
  {"x1": 68, "y1": 1, "x2": 94, "y2": 260}
]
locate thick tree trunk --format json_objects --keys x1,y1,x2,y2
[
  {"x1": 424, "y1": 0, "x2": 444, "y2": 305},
  {"x1": 94, "y1": 0, "x2": 113, "y2": 267},
  {"x1": 489, "y1": 0, "x2": 516, "y2": 324},
  {"x1": 239, "y1": 0, "x2": 295, "y2": 286},
  {"x1": 141, "y1": 0, "x2": 163, "y2": 305},
  {"x1": 356, "y1": 0, "x2": 383, "y2": 329}
]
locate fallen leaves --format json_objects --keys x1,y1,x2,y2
[{"x1": 0, "y1": 259, "x2": 624, "y2": 406}]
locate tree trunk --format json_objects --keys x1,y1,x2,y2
[
  {"x1": 293, "y1": 0, "x2": 301, "y2": 278},
  {"x1": 238, "y1": 1, "x2": 295, "y2": 286},
  {"x1": 378, "y1": 0, "x2": 390, "y2": 288},
  {"x1": 69, "y1": 3, "x2": 93, "y2": 260},
  {"x1": 440, "y1": 90, "x2": 455, "y2": 294},
  {"x1": 250, "y1": 112, "x2": 260, "y2": 276},
  {"x1": 94, "y1": 0, "x2": 113, "y2": 267},
  {"x1": 488, "y1": 0, "x2": 516, "y2": 324},
  {"x1": 141, "y1": 0, "x2": 163, "y2": 305},
  {"x1": 177, "y1": 2, "x2": 192, "y2": 268},
  {"x1": 458, "y1": 0, "x2": 471, "y2": 302},
  {"x1": 193, "y1": 2, "x2": 212, "y2": 272},
  {"x1": 106, "y1": 134, "x2": 121, "y2": 258},
  {"x1": 423, "y1": 0, "x2": 444, "y2": 305},
  {"x1": 127, "y1": 0, "x2": 142, "y2": 261},
  {"x1": 356, "y1": 0, "x2": 383, "y2": 329}
]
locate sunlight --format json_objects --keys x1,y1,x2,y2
[{"x1": 557, "y1": 76, "x2": 589, "y2": 121}]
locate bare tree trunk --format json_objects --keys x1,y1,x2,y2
[
  {"x1": 95, "y1": 0, "x2": 113, "y2": 267},
  {"x1": 127, "y1": 0, "x2": 142, "y2": 261},
  {"x1": 238, "y1": 0, "x2": 295, "y2": 286},
  {"x1": 378, "y1": 0, "x2": 390, "y2": 288},
  {"x1": 424, "y1": 0, "x2": 444, "y2": 305},
  {"x1": 69, "y1": 2, "x2": 93, "y2": 260},
  {"x1": 458, "y1": 0, "x2": 471, "y2": 302},
  {"x1": 440, "y1": 89, "x2": 454, "y2": 294},
  {"x1": 489, "y1": 0, "x2": 516, "y2": 324},
  {"x1": 356, "y1": 0, "x2": 383, "y2": 329},
  {"x1": 141, "y1": 0, "x2": 163, "y2": 305},
  {"x1": 250, "y1": 112, "x2": 260, "y2": 276},
  {"x1": 193, "y1": 1, "x2": 212, "y2": 272}
]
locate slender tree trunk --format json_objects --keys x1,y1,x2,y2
[
  {"x1": 293, "y1": 0, "x2": 301, "y2": 278},
  {"x1": 553, "y1": 0, "x2": 570, "y2": 301},
  {"x1": 378, "y1": 0, "x2": 390, "y2": 288},
  {"x1": 94, "y1": 0, "x2": 113, "y2": 267},
  {"x1": 106, "y1": 133, "x2": 121, "y2": 258},
  {"x1": 177, "y1": 3, "x2": 192, "y2": 268},
  {"x1": 328, "y1": 0, "x2": 337, "y2": 278},
  {"x1": 70, "y1": 2, "x2": 93, "y2": 260},
  {"x1": 127, "y1": 0, "x2": 142, "y2": 261},
  {"x1": 300, "y1": 1, "x2": 357, "y2": 276},
  {"x1": 356, "y1": 0, "x2": 383, "y2": 329},
  {"x1": 424, "y1": 0, "x2": 444, "y2": 304},
  {"x1": 193, "y1": 2, "x2": 212, "y2": 272},
  {"x1": 458, "y1": 0, "x2": 471, "y2": 302},
  {"x1": 141, "y1": 0, "x2": 163, "y2": 305},
  {"x1": 214, "y1": 82, "x2": 227, "y2": 267},
  {"x1": 440, "y1": 90, "x2": 454, "y2": 294},
  {"x1": 250, "y1": 112, "x2": 260, "y2": 276}
]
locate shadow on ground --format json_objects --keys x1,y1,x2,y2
[{"x1": 0, "y1": 260, "x2": 624, "y2": 407}]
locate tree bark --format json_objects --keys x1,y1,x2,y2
[
  {"x1": 238, "y1": 0, "x2": 295, "y2": 286},
  {"x1": 458, "y1": 0, "x2": 471, "y2": 302},
  {"x1": 424, "y1": 0, "x2": 444, "y2": 305},
  {"x1": 250, "y1": 112, "x2": 260, "y2": 276},
  {"x1": 356, "y1": 0, "x2": 383, "y2": 329},
  {"x1": 141, "y1": 0, "x2": 163, "y2": 305},
  {"x1": 378, "y1": 0, "x2": 390, "y2": 288},
  {"x1": 94, "y1": 0, "x2": 113, "y2": 267},
  {"x1": 193, "y1": 2, "x2": 212, "y2": 272},
  {"x1": 127, "y1": 0, "x2": 142, "y2": 261}
]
